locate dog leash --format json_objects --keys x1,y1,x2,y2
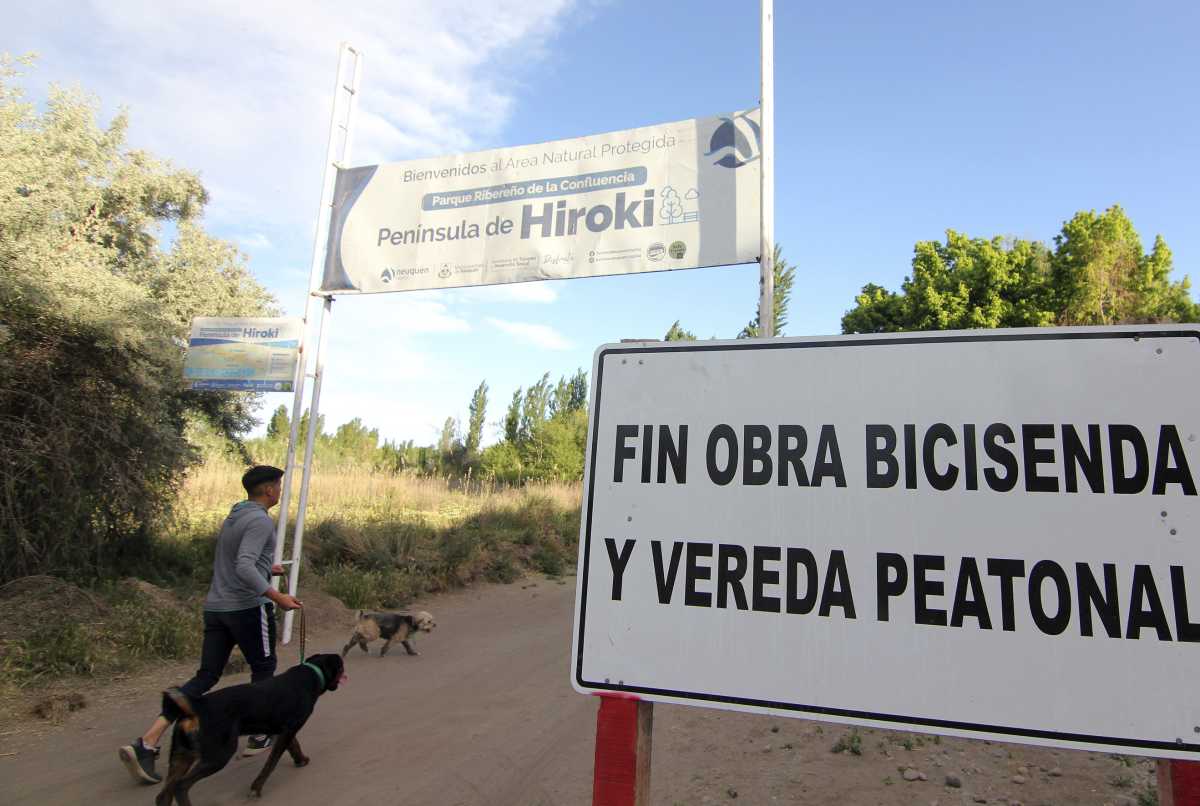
[{"x1": 298, "y1": 605, "x2": 307, "y2": 663}]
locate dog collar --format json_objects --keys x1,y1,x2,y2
[{"x1": 302, "y1": 661, "x2": 326, "y2": 691}]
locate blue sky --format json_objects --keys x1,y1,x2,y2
[{"x1": 10, "y1": 0, "x2": 1199, "y2": 446}]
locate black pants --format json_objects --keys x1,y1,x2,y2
[{"x1": 177, "y1": 604, "x2": 277, "y2": 700}]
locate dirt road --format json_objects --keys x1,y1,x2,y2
[{"x1": 0, "y1": 576, "x2": 1158, "y2": 805}]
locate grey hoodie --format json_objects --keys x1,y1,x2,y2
[{"x1": 204, "y1": 500, "x2": 277, "y2": 612}]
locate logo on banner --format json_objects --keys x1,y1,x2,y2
[
  {"x1": 647, "y1": 243, "x2": 666, "y2": 261},
  {"x1": 439, "y1": 264, "x2": 452, "y2": 279},
  {"x1": 706, "y1": 114, "x2": 761, "y2": 169},
  {"x1": 669, "y1": 241, "x2": 687, "y2": 259}
]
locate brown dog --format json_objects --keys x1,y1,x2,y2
[{"x1": 341, "y1": 610, "x2": 436, "y2": 658}]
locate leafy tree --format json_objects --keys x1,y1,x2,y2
[
  {"x1": 465, "y1": 380, "x2": 488, "y2": 461},
  {"x1": 519, "y1": 373, "x2": 552, "y2": 442},
  {"x1": 0, "y1": 57, "x2": 275, "y2": 581},
  {"x1": 739, "y1": 245, "x2": 795, "y2": 338},
  {"x1": 522, "y1": 408, "x2": 589, "y2": 482},
  {"x1": 480, "y1": 440, "x2": 523, "y2": 482},
  {"x1": 297, "y1": 409, "x2": 325, "y2": 449},
  {"x1": 842, "y1": 207, "x2": 1196, "y2": 334},
  {"x1": 266, "y1": 405, "x2": 290, "y2": 440},
  {"x1": 664, "y1": 320, "x2": 696, "y2": 341},
  {"x1": 328, "y1": 417, "x2": 380, "y2": 465},
  {"x1": 843, "y1": 232, "x2": 1055, "y2": 333},
  {"x1": 438, "y1": 417, "x2": 458, "y2": 457},
  {"x1": 503, "y1": 388, "x2": 521, "y2": 443},
  {"x1": 565, "y1": 368, "x2": 588, "y2": 412},
  {"x1": 1052, "y1": 206, "x2": 1196, "y2": 325}
]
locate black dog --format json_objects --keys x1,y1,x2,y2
[{"x1": 155, "y1": 653, "x2": 346, "y2": 806}]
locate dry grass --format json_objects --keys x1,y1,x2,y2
[
  {"x1": 183, "y1": 458, "x2": 580, "y2": 525},
  {"x1": 176, "y1": 459, "x2": 583, "y2": 610}
]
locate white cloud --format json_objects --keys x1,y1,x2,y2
[
  {"x1": 486, "y1": 317, "x2": 573, "y2": 350},
  {"x1": 14, "y1": 0, "x2": 578, "y2": 235},
  {"x1": 11, "y1": 0, "x2": 587, "y2": 442},
  {"x1": 236, "y1": 233, "x2": 273, "y2": 250}
]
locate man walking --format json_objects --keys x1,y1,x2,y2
[{"x1": 118, "y1": 465, "x2": 302, "y2": 784}]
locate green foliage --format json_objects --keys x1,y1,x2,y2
[
  {"x1": 266, "y1": 405, "x2": 289, "y2": 440},
  {"x1": 520, "y1": 373, "x2": 552, "y2": 442},
  {"x1": 842, "y1": 207, "x2": 1196, "y2": 334},
  {"x1": 504, "y1": 387, "x2": 522, "y2": 443},
  {"x1": 472, "y1": 369, "x2": 590, "y2": 484},
  {"x1": 465, "y1": 380, "x2": 489, "y2": 462},
  {"x1": 480, "y1": 440, "x2": 524, "y2": 482},
  {"x1": 0, "y1": 57, "x2": 274, "y2": 582},
  {"x1": 664, "y1": 320, "x2": 697, "y2": 341},
  {"x1": 1, "y1": 584, "x2": 200, "y2": 684},
  {"x1": 739, "y1": 245, "x2": 796, "y2": 338},
  {"x1": 831, "y1": 730, "x2": 863, "y2": 755},
  {"x1": 319, "y1": 564, "x2": 384, "y2": 610}
]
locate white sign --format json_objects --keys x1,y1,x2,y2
[
  {"x1": 572, "y1": 327, "x2": 1200, "y2": 758},
  {"x1": 320, "y1": 110, "x2": 760, "y2": 294},
  {"x1": 183, "y1": 317, "x2": 302, "y2": 391}
]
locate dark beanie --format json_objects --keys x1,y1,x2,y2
[{"x1": 242, "y1": 465, "x2": 285, "y2": 493}]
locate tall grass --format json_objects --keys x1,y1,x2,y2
[
  {"x1": 183, "y1": 459, "x2": 580, "y2": 523},
  {"x1": 174, "y1": 459, "x2": 583, "y2": 610}
]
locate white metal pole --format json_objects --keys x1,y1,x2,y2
[
  {"x1": 283, "y1": 294, "x2": 332, "y2": 642},
  {"x1": 757, "y1": 0, "x2": 775, "y2": 338},
  {"x1": 281, "y1": 43, "x2": 362, "y2": 644},
  {"x1": 270, "y1": 346, "x2": 307, "y2": 577},
  {"x1": 271, "y1": 43, "x2": 355, "y2": 581}
]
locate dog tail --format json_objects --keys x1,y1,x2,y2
[{"x1": 162, "y1": 688, "x2": 200, "y2": 742}]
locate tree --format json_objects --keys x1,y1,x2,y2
[
  {"x1": 504, "y1": 388, "x2": 521, "y2": 443},
  {"x1": 519, "y1": 373, "x2": 552, "y2": 442},
  {"x1": 841, "y1": 207, "x2": 1196, "y2": 334},
  {"x1": 566, "y1": 368, "x2": 588, "y2": 412},
  {"x1": 0, "y1": 57, "x2": 275, "y2": 581},
  {"x1": 438, "y1": 417, "x2": 458, "y2": 457},
  {"x1": 465, "y1": 380, "x2": 488, "y2": 461},
  {"x1": 266, "y1": 406, "x2": 290, "y2": 440},
  {"x1": 329, "y1": 417, "x2": 380, "y2": 465},
  {"x1": 1052, "y1": 206, "x2": 1196, "y2": 325},
  {"x1": 664, "y1": 320, "x2": 696, "y2": 341},
  {"x1": 739, "y1": 245, "x2": 795, "y2": 338}
]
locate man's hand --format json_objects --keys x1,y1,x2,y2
[
  {"x1": 276, "y1": 593, "x2": 303, "y2": 611},
  {"x1": 266, "y1": 587, "x2": 303, "y2": 611},
  {"x1": 271, "y1": 563, "x2": 285, "y2": 575}
]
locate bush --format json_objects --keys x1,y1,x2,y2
[
  {"x1": 3, "y1": 622, "x2": 99, "y2": 681},
  {"x1": 532, "y1": 542, "x2": 565, "y2": 577},
  {"x1": 0, "y1": 60, "x2": 275, "y2": 584},
  {"x1": 320, "y1": 564, "x2": 382, "y2": 610}
]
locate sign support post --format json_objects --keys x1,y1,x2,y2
[
  {"x1": 757, "y1": 0, "x2": 775, "y2": 338},
  {"x1": 274, "y1": 41, "x2": 362, "y2": 643},
  {"x1": 592, "y1": 696, "x2": 653, "y2": 806},
  {"x1": 1159, "y1": 760, "x2": 1200, "y2": 805}
]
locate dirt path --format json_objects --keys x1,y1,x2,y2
[{"x1": 0, "y1": 577, "x2": 1158, "y2": 806}]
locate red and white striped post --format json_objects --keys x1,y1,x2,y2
[
  {"x1": 1158, "y1": 759, "x2": 1200, "y2": 805},
  {"x1": 592, "y1": 695, "x2": 653, "y2": 806}
]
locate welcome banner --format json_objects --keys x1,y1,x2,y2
[{"x1": 320, "y1": 110, "x2": 761, "y2": 294}]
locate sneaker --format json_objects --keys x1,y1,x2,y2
[
  {"x1": 242, "y1": 734, "x2": 273, "y2": 757},
  {"x1": 117, "y1": 738, "x2": 161, "y2": 784}
]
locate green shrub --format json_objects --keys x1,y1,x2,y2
[
  {"x1": 320, "y1": 564, "x2": 381, "y2": 610},
  {"x1": 3, "y1": 622, "x2": 98, "y2": 681},
  {"x1": 532, "y1": 542, "x2": 565, "y2": 577}
]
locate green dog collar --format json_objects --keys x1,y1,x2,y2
[{"x1": 302, "y1": 661, "x2": 326, "y2": 691}]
